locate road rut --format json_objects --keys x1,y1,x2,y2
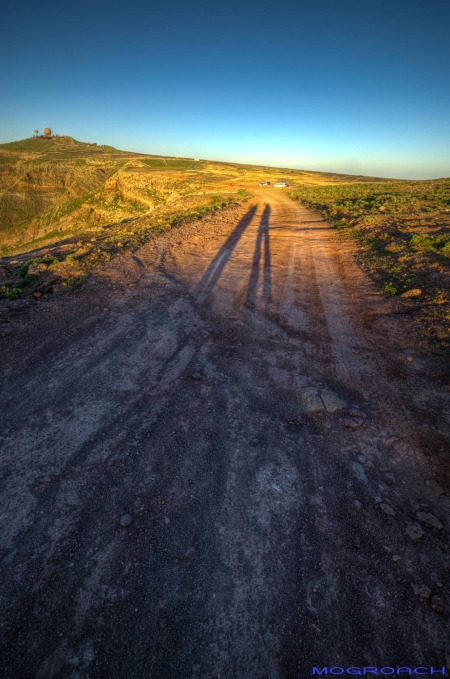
[{"x1": 1, "y1": 189, "x2": 449, "y2": 678}]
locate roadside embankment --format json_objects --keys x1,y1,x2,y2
[{"x1": 288, "y1": 180, "x2": 450, "y2": 372}]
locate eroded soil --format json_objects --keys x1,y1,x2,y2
[{"x1": 1, "y1": 190, "x2": 449, "y2": 678}]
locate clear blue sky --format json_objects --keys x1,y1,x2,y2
[{"x1": 1, "y1": 0, "x2": 449, "y2": 179}]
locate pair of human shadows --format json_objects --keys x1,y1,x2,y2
[
  {"x1": 195, "y1": 203, "x2": 272, "y2": 313},
  {"x1": 246, "y1": 203, "x2": 272, "y2": 313}
]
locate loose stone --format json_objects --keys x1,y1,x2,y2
[
  {"x1": 320, "y1": 389, "x2": 347, "y2": 412},
  {"x1": 352, "y1": 462, "x2": 368, "y2": 484},
  {"x1": 412, "y1": 584, "x2": 431, "y2": 598},
  {"x1": 401, "y1": 288, "x2": 422, "y2": 298},
  {"x1": 416, "y1": 512, "x2": 443, "y2": 529},
  {"x1": 299, "y1": 386, "x2": 346, "y2": 413},
  {"x1": 299, "y1": 387, "x2": 323, "y2": 413},
  {"x1": 405, "y1": 522, "x2": 424, "y2": 540},
  {"x1": 343, "y1": 416, "x2": 363, "y2": 430},
  {"x1": 120, "y1": 514, "x2": 132, "y2": 527},
  {"x1": 430, "y1": 595, "x2": 445, "y2": 613},
  {"x1": 28, "y1": 263, "x2": 48, "y2": 275},
  {"x1": 380, "y1": 503, "x2": 396, "y2": 517}
]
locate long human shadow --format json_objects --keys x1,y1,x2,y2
[
  {"x1": 246, "y1": 203, "x2": 272, "y2": 312},
  {"x1": 195, "y1": 204, "x2": 257, "y2": 298}
]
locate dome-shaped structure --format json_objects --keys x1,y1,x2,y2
[{"x1": 44, "y1": 128, "x2": 52, "y2": 137}]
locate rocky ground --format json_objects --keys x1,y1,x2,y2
[{"x1": 0, "y1": 189, "x2": 449, "y2": 678}]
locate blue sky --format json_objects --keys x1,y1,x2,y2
[{"x1": 1, "y1": 0, "x2": 449, "y2": 179}]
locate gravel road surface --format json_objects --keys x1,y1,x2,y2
[{"x1": 1, "y1": 189, "x2": 449, "y2": 678}]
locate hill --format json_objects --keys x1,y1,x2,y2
[
  {"x1": 0, "y1": 136, "x2": 448, "y2": 361},
  {"x1": 0, "y1": 136, "x2": 393, "y2": 257}
]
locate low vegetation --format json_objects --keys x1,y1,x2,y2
[
  {"x1": 0, "y1": 137, "x2": 258, "y2": 257},
  {"x1": 2, "y1": 134, "x2": 449, "y2": 360},
  {"x1": 0, "y1": 190, "x2": 249, "y2": 299},
  {"x1": 288, "y1": 180, "x2": 450, "y2": 356}
]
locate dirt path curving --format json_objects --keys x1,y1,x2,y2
[{"x1": 1, "y1": 189, "x2": 449, "y2": 678}]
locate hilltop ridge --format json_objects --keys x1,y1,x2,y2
[{"x1": 0, "y1": 136, "x2": 392, "y2": 257}]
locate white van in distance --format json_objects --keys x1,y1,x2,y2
[{"x1": 274, "y1": 182, "x2": 289, "y2": 188}]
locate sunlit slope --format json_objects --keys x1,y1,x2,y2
[{"x1": 0, "y1": 136, "x2": 390, "y2": 255}]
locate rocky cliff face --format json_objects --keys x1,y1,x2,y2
[{"x1": 0, "y1": 137, "x2": 246, "y2": 256}]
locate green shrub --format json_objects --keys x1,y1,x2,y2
[
  {"x1": 63, "y1": 275, "x2": 86, "y2": 291},
  {"x1": 410, "y1": 234, "x2": 436, "y2": 252},
  {"x1": 0, "y1": 283, "x2": 20, "y2": 300},
  {"x1": 14, "y1": 255, "x2": 59, "y2": 278},
  {"x1": 383, "y1": 281, "x2": 398, "y2": 295}
]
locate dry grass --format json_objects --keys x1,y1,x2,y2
[
  {"x1": 289, "y1": 180, "x2": 450, "y2": 361},
  {"x1": 0, "y1": 135, "x2": 392, "y2": 256}
]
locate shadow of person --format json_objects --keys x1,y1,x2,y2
[
  {"x1": 246, "y1": 203, "x2": 272, "y2": 312},
  {"x1": 195, "y1": 204, "x2": 257, "y2": 299}
]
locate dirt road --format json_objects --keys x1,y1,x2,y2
[{"x1": 1, "y1": 189, "x2": 449, "y2": 677}]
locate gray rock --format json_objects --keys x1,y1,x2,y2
[
  {"x1": 405, "y1": 522, "x2": 424, "y2": 540},
  {"x1": 392, "y1": 554, "x2": 401, "y2": 561},
  {"x1": 380, "y1": 503, "x2": 396, "y2": 517},
  {"x1": 185, "y1": 546, "x2": 195, "y2": 557},
  {"x1": 120, "y1": 514, "x2": 132, "y2": 527},
  {"x1": 352, "y1": 462, "x2": 368, "y2": 484},
  {"x1": 320, "y1": 389, "x2": 347, "y2": 412},
  {"x1": 416, "y1": 512, "x2": 443, "y2": 529},
  {"x1": 425, "y1": 479, "x2": 444, "y2": 496},
  {"x1": 412, "y1": 584, "x2": 431, "y2": 598},
  {"x1": 191, "y1": 372, "x2": 202, "y2": 380},
  {"x1": 299, "y1": 387, "x2": 323, "y2": 412},
  {"x1": 245, "y1": 301, "x2": 255, "y2": 309},
  {"x1": 299, "y1": 387, "x2": 346, "y2": 413},
  {"x1": 385, "y1": 473, "x2": 395, "y2": 485}
]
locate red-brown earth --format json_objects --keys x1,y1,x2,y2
[{"x1": 0, "y1": 189, "x2": 449, "y2": 677}]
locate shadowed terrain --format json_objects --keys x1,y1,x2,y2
[{"x1": 1, "y1": 188, "x2": 449, "y2": 677}]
